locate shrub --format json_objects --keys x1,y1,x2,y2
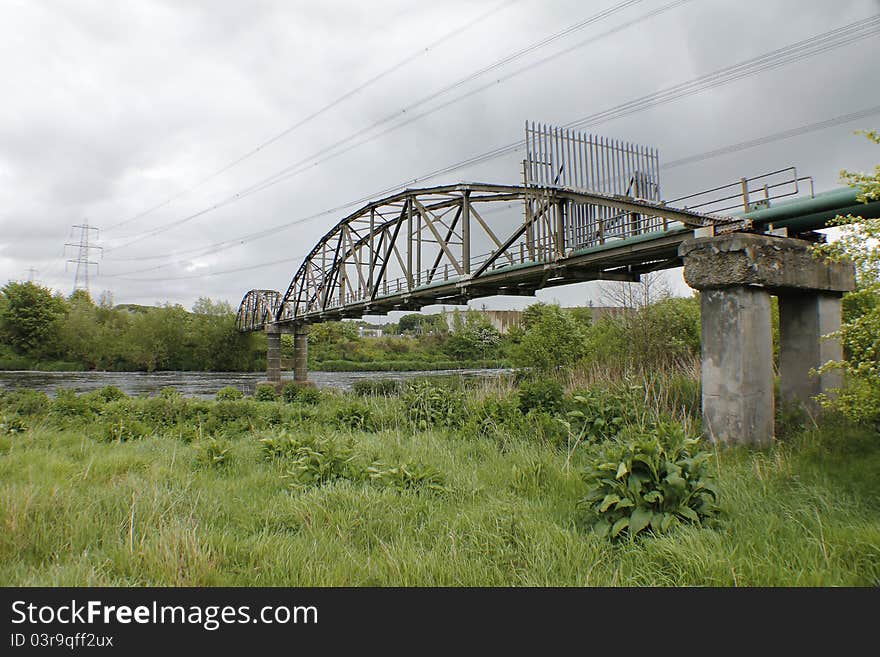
[
  {"x1": 282, "y1": 382, "x2": 322, "y2": 404},
  {"x1": 351, "y1": 379, "x2": 400, "y2": 397},
  {"x1": 254, "y1": 384, "x2": 278, "y2": 402},
  {"x1": 580, "y1": 423, "x2": 718, "y2": 539},
  {"x1": 96, "y1": 385, "x2": 127, "y2": 402},
  {"x1": 517, "y1": 379, "x2": 564, "y2": 415},
  {"x1": 400, "y1": 380, "x2": 465, "y2": 429},
  {"x1": 333, "y1": 400, "x2": 373, "y2": 431},
  {"x1": 50, "y1": 389, "x2": 95, "y2": 423},
  {"x1": 216, "y1": 386, "x2": 244, "y2": 401},
  {"x1": 0, "y1": 389, "x2": 49, "y2": 417},
  {"x1": 564, "y1": 387, "x2": 636, "y2": 443}
]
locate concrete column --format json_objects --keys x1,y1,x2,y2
[
  {"x1": 266, "y1": 327, "x2": 282, "y2": 386},
  {"x1": 700, "y1": 286, "x2": 775, "y2": 447},
  {"x1": 293, "y1": 325, "x2": 309, "y2": 382},
  {"x1": 778, "y1": 292, "x2": 843, "y2": 412}
]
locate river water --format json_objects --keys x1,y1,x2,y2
[{"x1": 0, "y1": 368, "x2": 510, "y2": 399}]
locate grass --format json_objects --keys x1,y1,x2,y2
[{"x1": 0, "y1": 379, "x2": 877, "y2": 586}]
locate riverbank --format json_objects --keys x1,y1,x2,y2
[{"x1": 1, "y1": 375, "x2": 877, "y2": 586}]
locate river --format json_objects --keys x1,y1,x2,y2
[{"x1": 0, "y1": 368, "x2": 511, "y2": 399}]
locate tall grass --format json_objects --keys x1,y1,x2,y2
[{"x1": 0, "y1": 372, "x2": 877, "y2": 586}]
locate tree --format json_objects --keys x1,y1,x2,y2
[
  {"x1": 511, "y1": 303, "x2": 588, "y2": 370},
  {"x1": 0, "y1": 282, "x2": 67, "y2": 355},
  {"x1": 812, "y1": 130, "x2": 880, "y2": 422},
  {"x1": 444, "y1": 310, "x2": 500, "y2": 360}
]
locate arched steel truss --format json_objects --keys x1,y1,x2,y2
[{"x1": 236, "y1": 182, "x2": 743, "y2": 332}]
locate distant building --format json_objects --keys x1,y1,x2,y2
[
  {"x1": 358, "y1": 325, "x2": 384, "y2": 338},
  {"x1": 436, "y1": 305, "x2": 626, "y2": 334}
]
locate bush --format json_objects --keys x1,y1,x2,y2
[
  {"x1": 517, "y1": 379, "x2": 564, "y2": 415},
  {"x1": 333, "y1": 400, "x2": 373, "y2": 431},
  {"x1": 0, "y1": 389, "x2": 49, "y2": 417},
  {"x1": 50, "y1": 389, "x2": 96, "y2": 423},
  {"x1": 254, "y1": 384, "x2": 278, "y2": 402},
  {"x1": 0, "y1": 414, "x2": 26, "y2": 434},
  {"x1": 96, "y1": 385, "x2": 127, "y2": 402},
  {"x1": 564, "y1": 387, "x2": 635, "y2": 443},
  {"x1": 216, "y1": 386, "x2": 244, "y2": 401},
  {"x1": 580, "y1": 423, "x2": 718, "y2": 539},
  {"x1": 400, "y1": 380, "x2": 465, "y2": 429},
  {"x1": 351, "y1": 379, "x2": 400, "y2": 397},
  {"x1": 100, "y1": 417, "x2": 149, "y2": 443},
  {"x1": 282, "y1": 382, "x2": 322, "y2": 404}
]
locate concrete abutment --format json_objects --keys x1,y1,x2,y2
[{"x1": 679, "y1": 233, "x2": 854, "y2": 446}]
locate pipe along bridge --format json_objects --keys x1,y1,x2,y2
[{"x1": 236, "y1": 123, "x2": 877, "y2": 446}]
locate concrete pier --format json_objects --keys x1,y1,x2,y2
[
  {"x1": 699, "y1": 286, "x2": 775, "y2": 446},
  {"x1": 293, "y1": 325, "x2": 309, "y2": 383},
  {"x1": 680, "y1": 233, "x2": 854, "y2": 446},
  {"x1": 266, "y1": 326, "x2": 282, "y2": 387},
  {"x1": 778, "y1": 292, "x2": 843, "y2": 413}
]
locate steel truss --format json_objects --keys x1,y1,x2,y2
[{"x1": 234, "y1": 181, "x2": 746, "y2": 332}]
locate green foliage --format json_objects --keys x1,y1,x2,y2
[
  {"x1": 50, "y1": 389, "x2": 96, "y2": 423},
  {"x1": 811, "y1": 131, "x2": 880, "y2": 423},
  {"x1": 215, "y1": 386, "x2": 244, "y2": 401},
  {"x1": 444, "y1": 310, "x2": 501, "y2": 360},
  {"x1": 517, "y1": 379, "x2": 564, "y2": 415},
  {"x1": 96, "y1": 385, "x2": 127, "y2": 402},
  {"x1": 100, "y1": 416, "x2": 149, "y2": 443},
  {"x1": 564, "y1": 387, "x2": 635, "y2": 443},
  {"x1": 401, "y1": 380, "x2": 465, "y2": 429},
  {"x1": 332, "y1": 399, "x2": 374, "y2": 431},
  {"x1": 366, "y1": 461, "x2": 447, "y2": 494},
  {"x1": 351, "y1": 379, "x2": 400, "y2": 397},
  {"x1": 0, "y1": 414, "x2": 26, "y2": 434},
  {"x1": 0, "y1": 282, "x2": 67, "y2": 356},
  {"x1": 282, "y1": 435, "x2": 358, "y2": 487},
  {"x1": 253, "y1": 384, "x2": 278, "y2": 402},
  {"x1": 198, "y1": 437, "x2": 232, "y2": 468},
  {"x1": 0, "y1": 389, "x2": 49, "y2": 416},
  {"x1": 282, "y1": 382, "x2": 322, "y2": 404},
  {"x1": 511, "y1": 304, "x2": 589, "y2": 370},
  {"x1": 580, "y1": 423, "x2": 719, "y2": 539}
]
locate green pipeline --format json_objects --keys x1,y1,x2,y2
[{"x1": 736, "y1": 186, "x2": 880, "y2": 233}]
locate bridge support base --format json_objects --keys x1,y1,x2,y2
[
  {"x1": 293, "y1": 325, "x2": 309, "y2": 383},
  {"x1": 266, "y1": 326, "x2": 282, "y2": 387},
  {"x1": 778, "y1": 292, "x2": 843, "y2": 414},
  {"x1": 680, "y1": 233, "x2": 854, "y2": 446}
]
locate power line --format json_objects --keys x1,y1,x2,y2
[
  {"x1": 107, "y1": 7, "x2": 879, "y2": 253},
  {"x1": 112, "y1": 102, "x2": 880, "y2": 284},
  {"x1": 105, "y1": 0, "x2": 659, "y2": 251},
  {"x1": 102, "y1": 0, "x2": 523, "y2": 234}
]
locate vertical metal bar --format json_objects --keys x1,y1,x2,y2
[
  {"x1": 741, "y1": 177, "x2": 750, "y2": 212},
  {"x1": 416, "y1": 204, "x2": 422, "y2": 286},
  {"x1": 462, "y1": 191, "x2": 471, "y2": 275},
  {"x1": 406, "y1": 198, "x2": 413, "y2": 289},
  {"x1": 368, "y1": 208, "x2": 375, "y2": 293}
]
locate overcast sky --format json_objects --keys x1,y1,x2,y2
[{"x1": 1, "y1": 0, "x2": 879, "y2": 316}]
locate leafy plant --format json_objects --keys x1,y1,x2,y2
[
  {"x1": 282, "y1": 382, "x2": 322, "y2": 405},
  {"x1": 366, "y1": 460, "x2": 447, "y2": 494},
  {"x1": 401, "y1": 380, "x2": 465, "y2": 429},
  {"x1": 333, "y1": 400, "x2": 373, "y2": 431},
  {"x1": 215, "y1": 386, "x2": 244, "y2": 401},
  {"x1": 253, "y1": 384, "x2": 278, "y2": 402},
  {"x1": 96, "y1": 385, "x2": 127, "y2": 402},
  {"x1": 282, "y1": 435, "x2": 358, "y2": 487},
  {"x1": 0, "y1": 414, "x2": 26, "y2": 434},
  {"x1": 101, "y1": 418, "x2": 148, "y2": 443},
  {"x1": 580, "y1": 423, "x2": 719, "y2": 539},
  {"x1": 351, "y1": 379, "x2": 400, "y2": 397},
  {"x1": 517, "y1": 379, "x2": 564, "y2": 415},
  {"x1": 198, "y1": 437, "x2": 232, "y2": 467}
]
